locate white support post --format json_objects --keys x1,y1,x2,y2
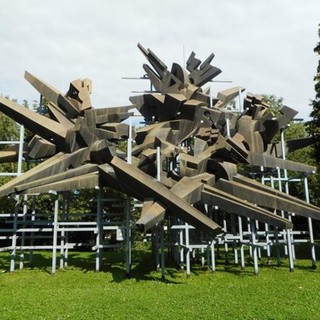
[
  {"x1": 179, "y1": 228, "x2": 184, "y2": 270},
  {"x1": 281, "y1": 130, "x2": 295, "y2": 260},
  {"x1": 125, "y1": 120, "x2": 132, "y2": 277},
  {"x1": 231, "y1": 214, "x2": 238, "y2": 266},
  {"x1": 52, "y1": 193, "x2": 59, "y2": 274},
  {"x1": 29, "y1": 195, "x2": 36, "y2": 267},
  {"x1": 157, "y1": 146, "x2": 161, "y2": 182},
  {"x1": 125, "y1": 196, "x2": 131, "y2": 277},
  {"x1": 238, "y1": 86, "x2": 242, "y2": 113},
  {"x1": 210, "y1": 241, "x2": 216, "y2": 272},
  {"x1": 265, "y1": 222, "x2": 271, "y2": 264},
  {"x1": 277, "y1": 166, "x2": 288, "y2": 256},
  {"x1": 60, "y1": 193, "x2": 66, "y2": 269},
  {"x1": 223, "y1": 212, "x2": 229, "y2": 263},
  {"x1": 185, "y1": 223, "x2": 191, "y2": 277},
  {"x1": 10, "y1": 125, "x2": 24, "y2": 272},
  {"x1": 287, "y1": 229, "x2": 294, "y2": 272},
  {"x1": 247, "y1": 217, "x2": 252, "y2": 258},
  {"x1": 96, "y1": 187, "x2": 103, "y2": 272},
  {"x1": 127, "y1": 118, "x2": 132, "y2": 165},
  {"x1": 201, "y1": 247, "x2": 205, "y2": 268},
  {"x1": 157, "y1": 146, "x2": 165, "y2": 279},
  {"x1": 64, "y1": 195, "x2": 70, "y2": 268},
  {"x1": 160, "y1": 222, "x2": 165, "y2": 280},
  {"x1": 238, "y1": 215, "x2": 245, "y2": 270},
  {"x1": 10, "y1": 196, "x2": 19, "y2": 272},
  {"x1": 304, "y1": 177, "x2": 316, "y2": 268},
  {"x1": 17, "y1": 125, "x2": 24, "y2": 176},
  {"x1": 226, "y1": 118, "x2": 230, "y2": 137},
  {"x1": 261, "y1": 166, "x2": 271, "y2": 263},
  {"x1": 251, "y1": 220, "x2": 259, "y2": 275},
  {"x1": 154, "y1": 229, "x2": 160, "y2": 271},
  {"x1": 270, "y1": 177, "x2": 281, "y2": 264},
  {"x1": 19, "y1": 195, "x2": 28, "y2": 270}
]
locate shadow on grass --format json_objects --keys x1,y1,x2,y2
[{"x1": 0, "y1": 248, "x2": 318, "y2": 281}]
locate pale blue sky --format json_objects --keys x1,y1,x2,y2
[{"x1": 0, "y1": 0, "x2": 319, "y2": 120}]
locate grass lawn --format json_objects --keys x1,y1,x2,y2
[{"x1": 0, "y1": 245, "x2": 320, "y2": 320}]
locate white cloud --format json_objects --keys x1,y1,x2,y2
[{"x1": 0, "y1": 0, "x2": 319, "y2": 120}]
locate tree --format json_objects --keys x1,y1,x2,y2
[
  {"x1": 308, "y1": 24, "x2": 320, "y2": 162},
  {"x1": 262, "y1": 94, "x2": 284, "y2": 116}
]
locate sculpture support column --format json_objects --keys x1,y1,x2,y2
[{"x1": 52, "y1": 192, "x2": 59, "y2": 274}]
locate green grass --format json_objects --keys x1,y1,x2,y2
[{"x1": 0, "y1": 247, "x2": 320, "y2": 320}]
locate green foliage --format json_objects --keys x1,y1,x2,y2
[
  {"x1": 285, "y1": 122, "x2": 314, "y2": 163},
  {"x1": 261, "y1": 94, "x2": 284, "y2": 117},
  {"x1": 308, "y1": 24, "x2": 320, "y2": 162},
  {"x1": 0, "y1": 112, "x2": 19, "y2": 144},
  {"x1": 0, "y1": 102, "x2": 21, "y2": 212},
  {"x1": 1, "y1": 249, "x2": 320, "y2": 319}
]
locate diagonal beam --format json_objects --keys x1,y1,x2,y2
[
  {"x1": 248, "y1": 152, "x2": 316, "y2": 173},
  {"x1": 215, "y1": 178, "x2": 320, "y2": 220},
  {"x1": 22, "y1": 172, "x2": 99, "y2": 195},
  {"x1": 0, "y1": 148, "x2": 89, "y2": 197},
  {"x1": 232, "y1": 174, "x2": 320, "y2": 220},
  {"x1": 0, "y1": 96, "x2": 67, "y2": 146},
  {"x1": 110, "y1": 156, "x2": 221, "y2": 235},
  {"x1": 202, "y1": 184, "x2": 292, "y2": 229},
  {"x1": 25, "y1": 71, "x2": 80, "y2": 117},
  {"x1": 14, "y1": 163, "x2": 98, "y2": 193}
]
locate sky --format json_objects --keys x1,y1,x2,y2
[{"x1": 0, "y1": 0, "x2": 319, "y2": 121}]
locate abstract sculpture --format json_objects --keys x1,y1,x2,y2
[{"x1": 0, "y1": 43, "x2": 319, "y2": 241}]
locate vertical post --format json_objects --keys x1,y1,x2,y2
[
  {"x1": 270, "y1": 176, "x2": 281, "y2": 263},
  {"x1": 29, "y1": 195, "x2": 36, "y2": 267},
  {"x1": 238, "y1": 215, "x2": 245, "y2": 270},
  {"x1": 210, "y1": 241, "x2": 216, "y2": 272},
  {"x1": 19, "y1": 195, "x2": 28, "y2": 270},
  {"x1": 52, "y1": 192, "x2": 59, "y2": 274},
  {"x1": 157, "y1": 147, "x2": 165, "y2": 278},
  {"x1": 304, "y1": 177, "x2": 316, "y2": 268},
  {"x1": 156, "y1": 147, "x2": 161, "y2": 182},
  {"x1": 281, "y1": 130, "x2": 295, "y2": 260},
  {"x1": 287, "y1": 229, "x2": 294, "y2": 272},
  {"x1": 226, "y1": 118, "x2": 230, "y2": 137},
  {"x1": 96, "y1": 187, "x2": 103, "y2": 272},
  {"x1": 127, "y1": 118, "x2": 132, "y2": 165},
  {"x1": 10, "y1": 196, "x2": 19, "y2": 272},
  {"x1": 64, "y1": 193, "x2": 70, "y2": 268},
  {"x1": 60, "y1": 193, "x2": 66, "y2": 269},
  {"x1": 160, "y1": 222, "x2": 165, "y2": 279},
  {"x1": 179, "y1": 227, "x2": 184, "y2": 270},
  {"x1": 185, "y1": 223, "x2": 190, "y2": 277},
  {"x1": 247, "y1": 218, "x2": 252, "y2": 258},
  {"x1": 251, "y1": 220, "x2": 259, "y2": 275},
  {"x1": 125, "y1": 196, "x2": 131, "y2": 277},
  {"x1": 201, "y1": 247, "x2": 205, "y2": 267},
  {"x1": 261, "y1": 166, "x2": 271, "y2": 263},
  {"x1": 223, "y1": 212, "x2": 229, "y2": 263},
  {"x1": 153, "y1": 229, "x2": 160, "y2": 271},
  {"x1": 231, "y1": 214, "x2": 238, "y2": 266},
  {"x1": 265, "y1": 223, "x2": 271, "y2": 264},
  {"x1": 277, "y1": 166, "x2": 288, "y2": 256},
  {"x1": 238, "y1": 86, "x2": 242, "y2": 113},
  {"x1": 12, "y1": 125, "x2": 24, "y2": 272},
  {"x1": 125, "y1": 121, "x2": 133, "y2": 277},
  {"x1": 17, "y1": 125, "x2": 24, "y2": 176},
  {"x1": 274, "y1": 227, "x2": 281, "y2": 266}
]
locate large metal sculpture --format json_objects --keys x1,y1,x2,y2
[{"x1": 0, "y1": 43, "x2": 319, "y2": 241}]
